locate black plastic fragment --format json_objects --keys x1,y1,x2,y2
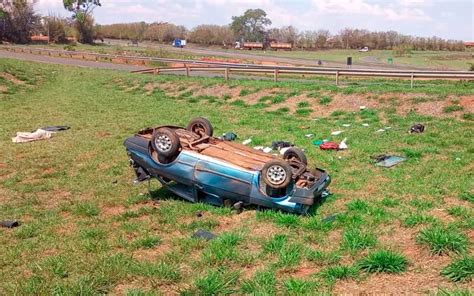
[{"x1": 0, "y1": 220, "x2": 20, "y2": 228}]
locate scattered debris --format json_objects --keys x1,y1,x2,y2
[
  {"x1": 305, "y1": 134, "x2": 313, "y2": 138},
  {"x1": 331, "y1": 131, "x2": 343, "y2": 136},
  {"x1": 263, "y1": 147, "x2": 272, "y2": 153},
  {"x1": 0, "y1": 220, "x2": 20, "y2": 228},
  {"x1": 360, "y1": 106, "x2": 367, "y2": 110},
  {"x1": 242, "y1": 138, "x2": 252, "y2": 145},
  {"x1": 299, "y1": 125, "x2": 309, "y2": 129},
  {"x1": 196, "y1": 211, "x2": 203, "y2": 218},
  {"x1": 233, "y1": 201, "x2": 244, "y2": 214},
  {"x1": 38, "y1": 126, "x2": 70, "y2": 132},
  {"x1": 322, "y1": 214, "x2": 338, "y2": 223},
  {"x1": 376, "y1": 129, "x2": 385, "y2": 133},
  {"x1": 254, "y1": 146, "x2": 264, "y2": 150},
  {"x1": 12, "y1": 129, "x2": 53, "y2": 143},
  {"x1": 410, "y1": 123, "x2": 425, "y2": 134},
  {"x1": 338, "y1": 138, "x2": 348, "y2": 150},
  {"x1": 221, "y1": 132, "x2": 237, "y2": 141},
  {"x1": 279, "y1": 147, "x2": 290, "y2": 155},
  {"x1": 373, "y1": 155, "x2": 406, "y2": 168},
  {"x1": 342, "y1": 124, "x2": 351, "y2": 127},
  {"x1": 362, "y1": 123, "x2": 369, "y2": 127},
  {"x1": 320, "y1": 142, "x2": 340, "y2": 150},
  {"x1": 192, "y1": 229, "x2": 217, "y2": 241},
  {"x1": 271, "y1": 141, "x2": 292, "y2": 150}
]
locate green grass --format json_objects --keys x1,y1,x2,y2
[
  {"x1": 319, "y1": 265, "x2": 359, "y2": 283},
  {"x1": 358, "y1": 250, "x2": 408, "y2": 273},
  {"x1": 319, "y1": 95, "x2": 332, "y2": 105},
  {"x1": 1, "y1": 58, "x2": 473, "y2": 294},
  {"x1": 441, "y1": 256, "x2": 474, "y2": 282},
  {"x1": 192, "y1": 269, "x2": 239, "y2": 295},
  {"x1": 444, "y1": 105, "x2": 464, "y2": 113},
  {"x1": 416, "y1": 225, "x2": 468, "y2": 255},
  {"x1": 341, "y1": 228, "x2": 377, "y2": 251}
]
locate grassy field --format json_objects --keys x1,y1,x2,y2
[
  {"x1": 238, "y1": 48, "x2": 474, "y2": 71},
  {"x1": 24, "y1": 41, "x2": 474, "y2": 70},
  {"x1": 0, "y1": 58, "x2": 473, "y2": 295}
]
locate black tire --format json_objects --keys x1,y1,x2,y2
[
  {"x1": 151, "y1": 128, "x2": 180, "y2": 158},
  {"x1": 187, "y1": 117, "x2": 213, "y2": 137},
  {"x1": 261, "y1": 160, "x2": 292, "y2": 189},
  {"x1": 283, "y1": 148, "x2": 308, "y2": 165}
]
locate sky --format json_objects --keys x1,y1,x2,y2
[{"x1": 36, "y1": 0, "x2": 474, "y2": 41}]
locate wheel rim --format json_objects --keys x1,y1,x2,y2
[
  {"x1": 192, "y1": 123, "x2": 206, "y2": 135},
  {"x1": 266, "y1": 165, "x2": 287, "y2": 185},
  {"x1": 155, "y1": 134, "x2": 172, "y2": 152}
]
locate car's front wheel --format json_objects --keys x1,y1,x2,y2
[
  {"x1": 151, "y1": 128, "x2": 180, "y2": 158},
  {"x1": 261, "y1": 160, "x2": 292, "y2": 189}
]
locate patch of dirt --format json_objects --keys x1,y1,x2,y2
[
  {"x1": 35, "y1": 189, "x2": 72, "y2": 210},
  {"x1": 0, "y1": 72, "x2": 25, "y2": 85},
  {"x1": 0, "y1": 85, "x2": 7, "y2": 93},
  {"x1": 192, "y1": 84, "x2": 242, "y2": 99},
  {"x1": 101, "y1": 204, "x2": 127, "y2": 218},
  {"x1": 263, "y1": 92, "x2": 473, "y2": 118},
  {"x1": 265, "y1": 92, "x2": 380, "y2": 116},
  {"x1": 132, "y1": 242, "x2": 173, "y2": 261}
]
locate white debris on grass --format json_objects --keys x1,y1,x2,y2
[
  {"x1": 376, "y1": 129, "x2": 385, "y2": 132},
  {"x1": 342, "y1": 124, "x2": 351, "y2": 127},
  {"x1": 331, "y1": 130, "x2": 343, "y2": 136},
  {"x1": 362, "y1": 123, "x2": 369, "y2": 127},
  {"x1": 338, "y1": 138, "x2": 348, "y2": 150},
  {"x1": 242, "y1": 139, "x2": 252, "y2": 145},
  {"x1": 253, "y1": 146, "x2": 264, "y2": 150},
  {"x1": 360, "y1": 106, "x2": 367, "y2": 110},
  {"x1": 263, "y1": 147, "x2": 272, "y2": 153},
  {"x1": 280, "y1": 147, "x2": 290, "y2": 155},
  {"x1": 305, "y1": 134, "x2": 313, "y2": 138}
]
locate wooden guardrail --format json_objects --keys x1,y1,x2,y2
[{"x1": 2, "y1": 45, "x2": 474, "y2": 87}]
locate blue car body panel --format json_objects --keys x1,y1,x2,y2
[{"x1": 124, "y1": 135, "x2": 330, "y2": 214}]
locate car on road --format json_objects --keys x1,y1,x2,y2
[{"x1": 124, "y1": 117, "x2": 330, "y2": 214}]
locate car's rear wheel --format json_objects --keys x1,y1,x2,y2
[
  {"x1": 283, "y1": 148, "x2": 307, "y2": 165},
  {"x1": 151, "y1": 128, "x2": 180, "y2": 158},
  {"x1": 187, "y1": 117, "x2": 213, "y2": 137},
  {"x1": 261, "y1": 160, "x2": 292, "y2": 189}
]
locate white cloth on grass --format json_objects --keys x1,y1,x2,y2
[{"x1": 12, "y1": 129, "x2": 53, "y2": 143}]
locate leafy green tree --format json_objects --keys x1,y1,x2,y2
[
  {"x1": 230, "y1": 9, "x2": 271, "y2": 42},
  {"x1": 63, "y1": 0, "x2": 101, "y2": 44}
]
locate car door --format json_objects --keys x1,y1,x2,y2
[{"x1": 194, "y1": 159, "x2": 253, "y2": 203}]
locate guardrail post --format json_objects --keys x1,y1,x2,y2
[
  {"x1": 224, "y1": 68, "x2": 229, "y2": 81},
  {"x1": 410, "y1": 73, "x2": 414, "y2": 88},
  {"x1": 274, "y1": 69, "x2": 279, "y2": 82},
  {"x1": 185, "y1": 65, "x2": 190, "y2": 77},
  {"x1": 336, "y1": 71, "x2": 339, "y2": 86}
]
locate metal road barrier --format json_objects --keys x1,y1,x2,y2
[{"x1": 2, "y1": 45, "x2": 474, "y2": 87}]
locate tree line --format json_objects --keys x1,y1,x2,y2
[{"x1": 0, "y1": 4, "x2": 466, "y2": 51}]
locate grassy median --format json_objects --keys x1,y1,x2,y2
[{"x1": 0, "y1": 58, "x2": 472, "y2": 295}]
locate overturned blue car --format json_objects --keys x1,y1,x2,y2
[{"x1": 124, "y1": 117, "x2": 330, "y2": 214}]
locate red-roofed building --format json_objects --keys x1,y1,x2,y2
[{"x1": 465, "y1": 42, "x2": 474, "y2": 48}]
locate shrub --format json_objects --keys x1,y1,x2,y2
[{"x1": 359, "y1": 250, "x2": 408, "y2": 273}]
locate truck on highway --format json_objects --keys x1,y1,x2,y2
[
  {"x1": 172, "y1": 39, "x2": 187, "y2": 48},
  {"x1": 270, "y1": 42, "x2": 292, "y2": 51}
]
